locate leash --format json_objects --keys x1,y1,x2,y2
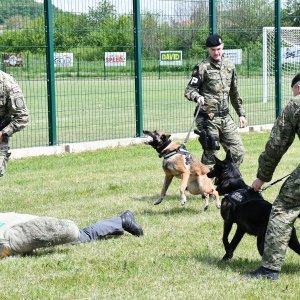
[
  {"x1": 183, "y1": 104, "x2": 201, "y2": 146},
  {"x1": 260, "y1": 173, "x2": 291, "y2": 192}
]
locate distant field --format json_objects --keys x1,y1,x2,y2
[{"x1": 11, "y1": 75, "x2": 291, "y2": 149}]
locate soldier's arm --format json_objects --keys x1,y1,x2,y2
[
  {"x1": 2, "y1": 77, "x2": 29, "y2": 137},
  {"x1": 257, "y1": 101, "x2": 299, "y2": 182},
  {"x1": 229, "y1": 68, "x2": 245, "y2": 117},
  {"x1": 184, "y1": 65, "x2": 203, "y2": 102}
]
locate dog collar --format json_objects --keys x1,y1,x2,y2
[{"x1": 157, "y1": 140, "x2": 172, "y2": 157}]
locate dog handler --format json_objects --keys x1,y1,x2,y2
[
  {"x1": 184, "y1": 34, "x2": 247, "y2": 168},
  {"x1": 0, "y1": 70, "x2": 29, "y2": 176},
  {"x1": 247, "y1": 73, "x2": 300, "y2": 280},
  {"x1": 0, "y1": 210, "x2": 143, "y2": 258}
]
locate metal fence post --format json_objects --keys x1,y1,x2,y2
[
  {"x1": 133, "y1": 0, "x2": 143, "y2": 137},
  {"x1": 209, "y1": 0, "x2": 217, "y2": 34},
  {"x1": 275, "y1": 0, "x2": 282, "y2": 117},
  {"x1": 44, "y1": 0, "x2": 57, "y2": 145}
]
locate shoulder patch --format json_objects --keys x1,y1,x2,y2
[{"x1": 15, "y1": 98, "x2": 25, "y2": 109}]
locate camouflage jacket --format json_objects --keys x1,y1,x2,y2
[
  {"x1": 184, "y1": 56, "x2": 245, "y2": 116},
  {"x1": 0, "y1": 71, "x2": 29, "y2": 137},
  {"x1": 257, "y1": 95, "x2": 300, "y2": 182}
]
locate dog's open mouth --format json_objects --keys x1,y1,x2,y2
[{"x1": 143, "y1": 130, "x2": 156, "y2": 144}]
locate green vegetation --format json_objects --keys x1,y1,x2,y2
[
  {"x1": 10, "y1": 76, "x2": 282, "y2": 149},
  {"x1": 0, "y1": 132, "x2": 299, "y2": 299},
  {"x1": 0, "y1": 0, "x2": 299, "y2": 71}
]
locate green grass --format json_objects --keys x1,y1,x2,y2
[
  {"x1": 0, "y1": 132, "x2": 299, "y2": 299},
  {"x1": 12, "y1": 75, "x2": 293, "y2": 149}
]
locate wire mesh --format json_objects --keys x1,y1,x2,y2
[{"x1": 0, "y1": 0, "x2": 299, "y2": 148}]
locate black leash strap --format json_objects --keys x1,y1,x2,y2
[
  {"x1": 183, "y1": 105, "x2": 201, "y2": 146},
  {"x1": 260, "y1": 173, "x2": 291, "y2": 192}
]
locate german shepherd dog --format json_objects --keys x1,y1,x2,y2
[
  {"x1": 207, "y1": 150, "x2": 300, "y2": 260},
  {"x1": 143, "y1": 130, "x2": 220, "y2": 210}
]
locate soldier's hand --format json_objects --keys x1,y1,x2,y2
[
  {"x1": 196, "y1": 95, "x2": 204, "y2": 106},
  {"x1": 251, "y1": 178, "x2": 264, "y2": 191},
  {"x1": 239, "y1": 116, "x2": 247, "y2": 128}
]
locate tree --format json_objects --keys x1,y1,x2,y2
[
  {"x1": 141, "y1": 12, "x2": 161, "y2": 58},
  {"x1": 282, "y1": 0, "x2": 300, "y2": 26},
  {"x1": 86, "y1": 0, "x2": 117, "y2": 25},
  {"x1": 0, "y1": 0, "x2": 49, "y2": 23},
  {"x1": 218, "y1": 0, "x2": 273, "y2": 43}
]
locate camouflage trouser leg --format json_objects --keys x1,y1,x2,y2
[
  {"x1": 0, "y1": 139, "x2": 10, "y2": 177},
  {"x1": 196, "y1": 114, "x2": 244, "y2": 168},
  {"x1": 262, "y1": 167, "x2": 300, "y2": 271}
]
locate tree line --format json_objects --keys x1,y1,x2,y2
[{"x1": 0, "y1": 0, "x2": 299, "y2": 62}]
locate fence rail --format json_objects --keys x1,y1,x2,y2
[{"x1": 0, "y1": 0, "x2": 299, "y2": 149}]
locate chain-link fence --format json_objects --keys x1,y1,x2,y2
[{"x1": 0, "y1": 0, "x2": 299, "y2": 149}]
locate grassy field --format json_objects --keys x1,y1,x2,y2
[
  {"x1": 0, "y1": 132, "x2": 299, "y2": 299},
  {"x1": 12, "y1": 75, "x2": 293, "y2": 149}
]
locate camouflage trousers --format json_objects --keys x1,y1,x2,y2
[
  {"x1": 196, "y1": 114, "x2": 244, "y2": 168},
  {"x1": 0, "y1": 138, "x2": 10, "y2": 177},
  {"x1": 262, "y1": 166, "x2": 300, "y2": 271}
]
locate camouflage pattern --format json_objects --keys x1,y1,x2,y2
[
  {"x1": 0, "y1": 71, "x2": 29, "y2": 176},
  {"x1": 0, "y1": 213, "x2": 79, "y2": 256},
  {"x1": 196, "y1": 114, "x2": 244, "y2": 167},
  {"x1": 262, "y1": 167, "x2": 300, "y2": 271},
  {"x1": 184, "y1": 56, "x2": 245, "y2": 166},
  {"x1": 257, "y1": 95, "x2": 300, "y2": 271},
  {"x1": 257, "y1": 94, "x2": 300, "y2": 181}
]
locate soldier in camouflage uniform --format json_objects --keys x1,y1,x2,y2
[
  {"x1": 246, "y1": 73, "x2": 300, "y2": 280},
  {"x1": 184, "y1": 34, "x2": 247, "y2": 168},
  {"x1": 0, "y1": 70, "x2": 29, "y2": 176}
]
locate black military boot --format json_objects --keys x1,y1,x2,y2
[
  {"x1": 120, "y1": 210, "x2": 144, "y2": 237},
  {"x1": 245, "y1": 266, "x2": 279, "y2": 280}
]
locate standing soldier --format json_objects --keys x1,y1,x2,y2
[
  {"x1": 0, "y1": 70, "x2": 29, "y2": 176},
  {"x1": 246, "y1": 73, "x2": 300, "y2": 280},
  {"x1": 184, "y1": 34, "x2": 247, "y2": 168}
]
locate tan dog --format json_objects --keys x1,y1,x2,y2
[{"x1": 143, "y1": 130, "x2": 220, "y2": 210}]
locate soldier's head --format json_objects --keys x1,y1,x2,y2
[
  {"x1": 206, "y1": 34, "x2": 224, "y2": 62},
  {"x1": 291, "y1": 73, "x2": 300, "y2": 97}
]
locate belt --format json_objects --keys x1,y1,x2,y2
[{"x1": 198, "y1": 108, "x2": 229, "y2": 118}]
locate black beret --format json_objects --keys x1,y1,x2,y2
[
  {"x1": 291, "y1": 73, "x2": 300, "y2": 87},
  {"x1": 206, "y1": 34, "x2": 223, "y2": 47}
]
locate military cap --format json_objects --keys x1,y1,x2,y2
[
  {"x1": 206, "y1": 34, "x2": 223, "y2": 47},
  {"x1": 291, "y1": 73, "x2": 300, "y2": 87}
]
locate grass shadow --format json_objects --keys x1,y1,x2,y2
[
  {"x1": 192, "y1": 252, "x2": 300, "y2": 275},
  {"x1": 142, "y1": 206, "x2": 201, "y2": 216}
]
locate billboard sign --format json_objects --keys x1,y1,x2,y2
[
  {"x1": 105, "y1": 52, "x2": 126, "y2": 66},
  {"x1": 160, "y1": 51, "x2": 182, "y2": 66},
  {"x1": 54, "y1": 53, "x2": 74, "y2": 67}
]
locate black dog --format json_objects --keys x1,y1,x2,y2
[{"x1": 207, "y1": 150, "x2": 300, "y2": 260}]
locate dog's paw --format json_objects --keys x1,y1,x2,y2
[
  {"x1": 204, "y1": 205, "x2": 209, "y2": 211},
  {"x1": 216, "y1": 203, "x2": 221, "y2": 209},
  {"x1": 154, "y1": 198, "x2": 163, "y2": 205},
  {"x1": 180, "y1": 199, "x2": 187, "y2": 206}
]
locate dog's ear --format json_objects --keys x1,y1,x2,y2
[
  {"x1": 207, "y1": 170, "x2": 215, "y2": 178},
  {"x1": 162, "y1": 133, "x2": 171, "y2": 141},
  {"x1": 214, "y1": 155, "x2": 222, "y2": 164},
  {"x1": 225, "y1": 150, "x2": 233, "y2": 162}
]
